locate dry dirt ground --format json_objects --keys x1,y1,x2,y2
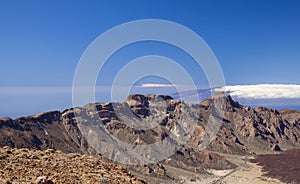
[
  {"x1": 175, "y1": 153, "x2": 282, "y2": 184},
  {"x1": 251, "y1": 149, "x2": 300, "y2": 184},
  {"x1": 131, "y1": 153, "x2": 283, "y2": 184},
  {"x1": 209, "y1": 153, "x2": 282, "y2": 184}
]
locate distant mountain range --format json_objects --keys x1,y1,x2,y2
[{"x1": 0, "y1": 93, "x2": 299, "y2": 182}]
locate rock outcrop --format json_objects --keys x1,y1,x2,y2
[
  {"x1": 0, "y1": 93, "x2": 300, "y2": 182},
  {"x1": 0, "y1": 146, "x2": 145, "y2": 183}
]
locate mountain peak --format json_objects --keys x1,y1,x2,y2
[
  {"x1": 200, "y1": 93, "x2": 240, "y2": 111},
  {"x1": 126, "y1": 94, "x2": 173, "y2": 102}
]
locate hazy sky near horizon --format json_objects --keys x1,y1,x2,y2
[{"x1": 1, "y1": 0, "x2": 300, "y2": 117}]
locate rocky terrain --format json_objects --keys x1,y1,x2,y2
[
  {"x1": 0, "y1": 93, "x2": 300, "y2": 183},
  {"x1": 0, "y1": 146, "x2": 145, "y2": 183}
]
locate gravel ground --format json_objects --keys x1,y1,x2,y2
[
  {"x1": 251, "y1": 149, "x2": 300, "y2": 184},
  {"x1": 0, "y1": 146, "x2": 146, "y2": 184}
]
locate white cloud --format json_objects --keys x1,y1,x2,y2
[
  {"x1": 137, "y1": 83, "x2": 176, "y2": 88},
  {"x1": 219, "y1": 84, "x2": 300, "y2": 99}
]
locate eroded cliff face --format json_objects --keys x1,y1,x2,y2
[
  {"x1": 0, "y1": 111, "x2": 84, "y2": 153},
  {"x1": 200, "y1": 94, "x2": 300, "y2": 154},
  {"x1": 0, "y1": 94, "x2": 300, "y2": 177}
]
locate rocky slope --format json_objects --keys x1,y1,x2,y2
[
  {"x1": 0, "y1": 93, "x2": 300, "y2": 182},
  {"x1": 0, "y1": 146, "x2": 145, "y2": 183},
  {"x1": 201, "y1": 94, "x2": 300, "y2": 154}
]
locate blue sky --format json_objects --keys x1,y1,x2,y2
[{"x1": 1, "y1": 0, "x2": 300, "y2": 117}]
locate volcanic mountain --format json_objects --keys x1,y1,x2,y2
[{"x1": 0, "y1": 94, "x2": 299, "y2": 183}]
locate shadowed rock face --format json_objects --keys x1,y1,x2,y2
[
  {"x1": 0, "y1": 111, "x2": 87, "y2": 153},
  {"x1": 196, "y1": 94, "x2": 300, "y2": 154},
  {"x1": 0, "y1": 94, "x2": 300, "y2": 177},
  {"x1": 163, "y1": 146, "x2": 236, "y2": 173}
]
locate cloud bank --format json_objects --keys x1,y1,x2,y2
[
  {"x1": 220, "y1": 84, "x2": 300, "y2": 99},
  {"x1": 137, "y1": 83, "x2": 176, "y2": 88}
]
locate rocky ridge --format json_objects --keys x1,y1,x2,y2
[{"x1": 0, "y1": 93, "x2": 300, "y2": 183}]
